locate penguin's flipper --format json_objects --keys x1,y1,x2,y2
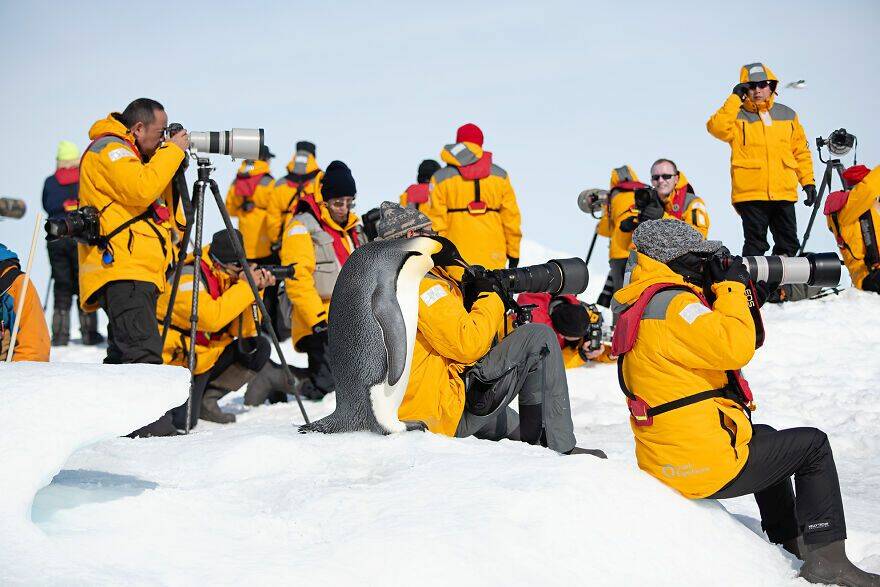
[{"x1": 371, "y1": 281, "x2": 408, "y2": 386}]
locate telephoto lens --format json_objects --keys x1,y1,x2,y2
[
  {"x1": 740, "y1": 253, "x2": 841, "y2": 287},
  {"x1": 189, "y1": 128, "x2": 264, "y2": 160},
  {"x1": 498, "y1": 258, "x2": 589, "y2": 296},
  {"x1": 0, "y1": 197, "x2": 26, "y2": 219}
]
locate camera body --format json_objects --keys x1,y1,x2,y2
[
  {"x1": 45, "y1": 206, "x2": 102, "y2": 245},
  {"x1": 634, "y1": 186, "x2": 660, "y2": 211},
  {"x1": 585, "y1": 303, "x2": 604, "y2": 352},
  {"x1": 817, "y1": 128, "x2": 856, "y2": 157}
]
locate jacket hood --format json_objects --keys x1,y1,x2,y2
[
  {"x1": 440, "y1": 142, "x2": 492, "y2": 180},
  {"x1": 613, "y1": 253, "x2": 696, "y2": 306},
  {"x1": 286, "y1": 150, "x2": 320, "y2": 175},
  {"x1": 88, "y1": 114, "x2": 133, "y2": 143},
  {"x1": 739, "y1": 62, "x2": 778, "y2": 84},
  {"x1": 237, "y1": 159, "x2": 271, "y2": 177},
  {"x1": 610, "y1": 165, "x2": 640, "y2": 189}
]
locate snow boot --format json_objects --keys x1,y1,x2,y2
[
  {"x1": 245, "y1": 361, "x2": 295, "y2": 406},
  {"x1": 566, "y1": 446, "x2": 608, "y2": 458},
  {"x1": 78, "y1": 309, "x2": 104, "y2": 345},
  {"x1": 799, "y1": 540, "x2": 880, "y2": 586},
  {"x1": 199, "y1": 387, "x2": 236, "y2": 424},
  {"x1": 51, "y1": 309, "x2": 70, "y2": 346},
  {"x1": 782, "y1": 535, "x2": 806, "y2": 560}
]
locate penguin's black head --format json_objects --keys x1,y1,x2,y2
[{"x1": 425, "y1": 235, "x2": 468, "y2": 269}]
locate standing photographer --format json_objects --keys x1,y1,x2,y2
[
  {"x1": 41, "y1": 140, "x2": 103, "y2": 346},
  {"x1": 266, "y1": 141, "x2": 323, "y2": 252},
  {"x1": 398, "y1": 159, "x2": 440, "y2": 210},
  {"x1": 612, "y1": 219, "x2": 877, "y2": 586},
  {"x1": 707, "y1": 62, "x2": 815, "y2": 256},
  {"x1": 374, "y1": 202, "x2": 604, "y2": 457},
  {"x1": 78, "y1": 98, "x2": 189, "y2": 435}
]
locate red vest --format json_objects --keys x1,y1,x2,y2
[{"x1": 233, "y1": 173, "x2": 265, "y2": 198}]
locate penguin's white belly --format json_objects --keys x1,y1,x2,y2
[{"x1": 369, "y1": 252, "x2": 433, "y2": 434}]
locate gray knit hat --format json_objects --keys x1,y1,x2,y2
[
  {"x1": 632, "y1": 219, "x2": 724, "y2": 263},
  {"x1": 375, "y1": 201, "x2": 433, "y2": 240}
]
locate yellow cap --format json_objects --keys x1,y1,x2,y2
[{"x1": 56, "y1": 140, "x2": 80, "y2": 161}]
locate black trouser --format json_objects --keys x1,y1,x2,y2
[
  {"x1": 47, "y1": 238, "x2": 79, "y2": 310},
  {"x1": 170, "y1": 336, "x2": 271, "y2": 430},
  {"x1": 455, "y1": 323, "x2": 576, "y2": 453},
  {"x1": 710, "y1": 424, "x2": 846, "y2": 545},
  {"x1": 297, "y1": 332, "x2": 334, "y2": 394},
  {"x1": 862, "y1": 269, "x2": 880, "y2": 293},
  {"x1": 97, "y1": 280, "x2": 163, "y2": 365},
  {"x1": 734, "y1": 201, "x2": 799, "y2": 256}
]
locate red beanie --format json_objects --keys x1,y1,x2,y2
[
  {"x1": 842, "y1": 164, "x2": 870, "y2": 187},
  {"x1": 456, "y1": 123, "x2": 484, "y2": 147}
]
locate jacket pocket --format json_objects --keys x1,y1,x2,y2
[{"x1": 731, "y1": 159, "x2": 764, "y2": 196}]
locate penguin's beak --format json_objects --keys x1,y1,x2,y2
[{"x1": 426, "y1": 235, "x2": 468, "y2": 268}]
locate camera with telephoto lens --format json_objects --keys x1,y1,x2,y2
[
  {"x1": 166, "y1": 123, "x2": 265, "y2": 160},
  {"x1": 577, "y1": 189, "x2": 609, "y2": 219},
  {"x1": 713, "y1": 248, "x2": 842, "y2": 287},
  {"x1": 44, "y1": 206, "x2": 102, "y2": 245},
  {"x1": 255, "y1": 264, "x2": 295, "y2": 280}
]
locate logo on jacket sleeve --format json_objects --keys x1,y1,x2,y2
[
  {"x1": 678, "y1": 303, "x2": 711, "y2": 325},
  {"x1": 420, "y1": 285, "x2": 447, "y2": 307},
  {"x1": 107, "y1": 147, "x2": 136, "y2": 162}
]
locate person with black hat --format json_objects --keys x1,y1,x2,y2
[
  {"x1": 399, "y1": 159, "x2": 441, "y2": 210},
  {"x1": 374, "y1": 201, "x2": 606, "y2": 457},
  {"x1": 266, "y1": 141, "x2": 323, "y2": 252},
  {"x1": 279, "y1": 160, "x2": 366, "y2": 400},
  {"x1": 611, "y1": 219, "x2": 877, "y2": 586},
  {"x1": 155, "y1": 229, "x2": 275, "y2": 432}
]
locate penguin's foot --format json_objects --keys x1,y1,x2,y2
[{"x1": 403, "y1": 420, "x2": 427, "y2": 432}]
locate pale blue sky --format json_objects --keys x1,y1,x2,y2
[{"x1": 2, "y1": 0, "x2": 878, "y2": 289}]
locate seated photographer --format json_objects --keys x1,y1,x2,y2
[
  {"x1": 280, "y1": 160, "x2": 365, "y2": 400},
  {"x1": 824, "y1": 164, "x2": 880, "y2": 293},
  {"x1": 78, "y1": 98, "x2": 189, "y2": 370},
  {"x1": 647, "y1": 159, "x2": 710, "y2": 237},
  {"x1": 612, "y1": 219, "x2": 876, "y2": 586},
  {"x1": 1, "y1": 243, "x2": 50, "y2": 362},
  {"x1": 595, "y1": 165, "x2": 645, "y2": 307},
  {"x1": 374, "y1": 202, "x2": 605, "y2": 457},
  {"x1": 157, "y1": 229, "x2": 273, "y2": 432},
  {"x1": 516, "y1": 292, "x2": 615, "y2": 368}
]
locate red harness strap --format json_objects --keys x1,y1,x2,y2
[{"x1": 611, "y1": 283, "x2": 754, "y2": 426}]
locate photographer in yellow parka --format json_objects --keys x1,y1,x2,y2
[
  {"x1": 157, "y1": 229, "x2": 274, "y2": 431},
  {"x1": 612, "y1": 219, "x2": 877, "y2": 586},
  {"x1": 824, "y1": 164, "x2": 880, "y2": 293},
  {"x1": 266, "y1": 141, "x2": 323, "y2": 252},
  {"x1": 78, "y1": 99, "x2": 189, "y2": 371},
  {"x1": 425, "y1": 123, "x2": 521, "y2": 271},
  {"x1": 595, "y1": 165, "x2": 645, "y2": 307},
  {"x1": 225, "y1": 145, "x2": 276, "y2": 262},
  {"x1": 707, "y1": 62, "x2": 815, "y2": 257}
]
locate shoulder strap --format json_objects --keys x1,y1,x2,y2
[{"x1": 0, "y1": 266, "x2": 23, "y2": 296}]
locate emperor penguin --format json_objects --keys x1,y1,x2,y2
[{"x1": 298, "y1": 235, "x2": 463, "y2": 434}]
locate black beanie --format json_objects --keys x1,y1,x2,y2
[
  {"x1": 322, "y1": 160, "x2": 357, "y2": 199},
  {"x1": 296, "y1": 141, "x2": 316, "y2": 156},
  {"x1": 208, "y1": 229, "x2": 245, "y2": 264},
  {"x1": 417, "y1": 159, "x2": 441, "y2": 184},
  {"x1": 550, "y1": 301, "x2": 589, "y2": 338}
]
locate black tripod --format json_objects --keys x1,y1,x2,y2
[
  {"x1": 798, "y1": 149, "x2": 848, "y2": 255},
  {"x1": 161, "y1": 155, "x2": 309, "y2": 432}
]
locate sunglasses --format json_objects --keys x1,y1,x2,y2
[
  {"x1": 325, "y1": 197, "x2": 355, "y2": 209},
  {"x1": 651, "y1": 174, "x2": 676, "y2": 181},
  {"x1": 747, "y1": 80, "x2": 770, "y2": 90}
]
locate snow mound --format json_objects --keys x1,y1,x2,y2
[{"x1": 0, "y1": 362, "x2": 189, "y2": 583}]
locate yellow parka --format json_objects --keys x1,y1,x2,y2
[
  {"x1": 156, "y1": 255, "x2": 259, "y2": 375},
  {"x1": 424, "y1": 142, "x2": 521, "y2": 269},
  {"x1": 613, "y1": 254, "x2": 756, "y2": 498},
  {"x1": 598, "y1": 165, "x2": 641, "y2": 260},
  {"x1": 661, "y1": 172, "x2": 711, "y2": 238},
  {"x1": 225, "y1": 160, "x2": 274, "y2": 260},
  {"x1": 825, "y1": 165, "x2": 880, "y2": 289},
  {"x1": 77, "y1": 114, "x2": 186, "y2": 311},
  {"x1": 397, "y1": 268, "x2": 505, "y2": 436},
  {"x1": 280, "y1": 202, "x2": 364, "y2": 347},
  {"x1": 266, "y1": 152, "x2": 323, "y2": 250},
  {"x1": 707, "y1": 63, "x2": 815, "y2": 204}
]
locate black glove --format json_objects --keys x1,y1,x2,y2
[
  {"x1": 638, "y1": 199, "x2": 665, "y2": 222},
  {"x1": 619, "y1": 216, "x2": 639, "y2": 233},
  {"x1": 311, "y1": 320, "x2": 328, "y2": 344},
  {"x1": 706, "y1": 255, "x2": 750, "y2": 287},
  {"x1": 507, "y1": 256, "x2": 519, "y2": 269},
  {"x1": 752, "y1": 280, "x2": 782, "y2": 308},
  {"x1": 732, "y1": 83, "x2": 749, "y2": 99},
  {"x1": 635, "y1": 187, "x2": 664, "y2": 222},
  {"x1": 461, "y1": 265, "x2": 502, "y2": 311},
  {"x1": 803, "y1": 184, "x2": 818, "y2": 207}
]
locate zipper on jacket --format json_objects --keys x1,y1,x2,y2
[
  {"x1": 718, "y1": 409, "x2": 738, "y2": 459},
  {"x1": 742, "y1": 122, "x2": 746, "y2": 145}
]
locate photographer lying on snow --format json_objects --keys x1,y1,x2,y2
[
  {"x1": 374, "y1": 202, "x2": 605, "y2": 457},
  {"x1": 611, "y1": 219, "x2": 877, "y2": 586}
]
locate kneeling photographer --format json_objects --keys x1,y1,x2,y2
[
  {"x1": 611, "y1": 219, "x2": 875, "y2": 586},
  {"x1": 374, "y1": 202, "x2": 605, "y2": 457},
  {"x1": 157, "y1": 229, "x2": 274, "y2": 433}
]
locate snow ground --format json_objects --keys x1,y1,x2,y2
[{"x1": 1, "y1": 243, "x2": 878, "y2": 585}]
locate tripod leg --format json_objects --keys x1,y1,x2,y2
[
  {"x1": 798, "y1": 163, "x2": 834, "y2": 255},
  {"x1": 585, "y1": 230, "x2": 599, "y2": 264},
  {"x1": 161, "y1": 165, "x2": 196, "y2": 348},
  {"x1": 206, "y1": 178, "x2": 311, "y2": 425},
  {"x1": 184, "y1": 181, "x2": 207, "y2": 434}
]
